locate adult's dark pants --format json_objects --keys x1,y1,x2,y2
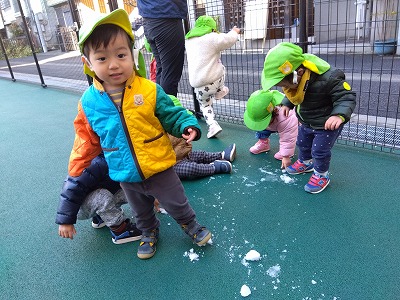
[{"x1": 142, "y1": 18, "x2": 185, "y2": 97}]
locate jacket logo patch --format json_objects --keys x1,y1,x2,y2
[{"x1": 134, "y1": 94, "x2": 144, "y2": 106}]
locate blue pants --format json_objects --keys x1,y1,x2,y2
[
  {"x1": 255, "y1": 129, "x2": 275, "y2": 139},
  {"x1": 297, "y1": 124, "x2": 343, "y2": 173},
  {"x1": 142, "y1": 18, "x2": 185, "y2": 96},
  {"x1": 120, "y1": 167, "x2": 196, "y2": 232}
]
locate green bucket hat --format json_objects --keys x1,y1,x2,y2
[
  {"x1": 243, "y1": 89, "x2": 285, "y2": 131},
  {"x1": 78, "y1": 9, "x2": 146, "y2": 78},
  {"x1": 185, "y1": 16, "x2": 217, "y2": 39},
  {"x1": 78, "y1": 9, "x2": 134, "y2": 53},
  {"x1": 261, "y1": 42, "x2": 330, "y2": 90}
]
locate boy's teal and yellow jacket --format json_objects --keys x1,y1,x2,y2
[{"x1": 68, "y1": 73, "x2": 201, "y2": 182}]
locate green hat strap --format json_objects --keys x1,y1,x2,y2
[{"x1": 133, "y1": 49, "x2": 147, "y2": 78}]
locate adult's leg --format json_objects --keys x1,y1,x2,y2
[{"x1": 143, "y1": 18, "x2": 185, "y2": 96}]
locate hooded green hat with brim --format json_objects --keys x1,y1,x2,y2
[
  {"x1": 243, "y1": 89, "x2": 285, "y2": 131},
  {"x1": 78, "y1": 9, "x2": 146, "y2": 78},
  {"x1": 185, "y1": 15, "x2": 217, "y2": 39},
  {"x1": 261, "y1": 42, "x2": 331, "y2": 90}
]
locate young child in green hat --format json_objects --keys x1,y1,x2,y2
[
  {"x1": 68, "y1": 9, "x2": 212, "y2": 259},
  {"x1": 185, "y1": 15, "x2": 241, "y2": 138},
  {"x1": 261, "y1": 42, "x2": 356, "y2": 194},
  {"x1": 244, "y1": 89, "x2": 298, "y2": 169}
]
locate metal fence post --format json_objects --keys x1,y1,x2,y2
[
  {"x1": 16, "y1": 0, "x2": 46, "y2": 87},
  {"x1": 297, "y1": 0, "x2": 308, "y2": 53}
]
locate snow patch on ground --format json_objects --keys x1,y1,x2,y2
[{"x1": 183, "y1": 248, "x2": 199, "y2": 262}]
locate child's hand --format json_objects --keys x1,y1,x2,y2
[
  {"x1": 281, "y1": 156, "x2": 292, "y2": 169},
  {"x1": 58, "y1": 224, "x2": 77, "y2": 240},
  {"x1": 232, "y1": 26, "x2": 241, "y2": 34},
  {"x1": 281, "y1": 105, "x2": 291, "y2": 117},
  {"x1": 182, "y1": 127, "x2": 197, "y2": 143},
  {"x1": 325, "y1": 115, "x2": 343, "y2": 130}
]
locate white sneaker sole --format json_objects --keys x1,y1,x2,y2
[{"x1": 207, "y1": 126, "x2": 222, "y2": 138}]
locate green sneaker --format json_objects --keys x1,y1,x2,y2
[
  {"x1": 137, "y1": 228, "x2": 159, "y2": 259},
  {"x1": 181, "y1": 220, "x2": 212, "y2": 246}
]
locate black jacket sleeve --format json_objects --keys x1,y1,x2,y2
[{"x1": 55, "y1": 153, "x2": 121, "y2": 225}]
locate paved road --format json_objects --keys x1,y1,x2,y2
[{"x1": 1, "y1": 49, "x2": 399, "y2": 119}]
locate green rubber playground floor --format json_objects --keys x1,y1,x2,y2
[{"x1": 1, "y1": 79, "x2": 399, "y2": 300}]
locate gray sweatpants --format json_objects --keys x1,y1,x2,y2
[
  {"x1": 120, "y1": 167, "x2": 196, "y2": 232},
  {"x1": 77, "y1": 189, "x2": 127, "y2": 227}
]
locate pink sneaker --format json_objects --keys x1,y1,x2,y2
[{"x1": 249, "y1": 139, "x2": 270, "y2": 154}]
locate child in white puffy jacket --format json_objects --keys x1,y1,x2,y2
[{"x1": 185, "y1": 15, "x2": 240, "y2": 138}]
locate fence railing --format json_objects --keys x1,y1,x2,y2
[{"x1": 0, "y1": 0, "x2": 399, "y2": 154}]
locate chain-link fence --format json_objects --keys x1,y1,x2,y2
[{"x1": 0, "y1": 0, "x2": 399, "y2": 154}]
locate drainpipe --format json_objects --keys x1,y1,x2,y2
[{"x1": 34, "y1": 13, "x2": 47, "y2": 52}]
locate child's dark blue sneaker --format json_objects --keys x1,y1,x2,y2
[
  {"x1": 91, "y1": 215, "x2": 106, "y2": 229},
  {"x1": 286, "y1": 159, "x2": 314, "y2": 175},
  {"x1": 137, "y1": 228, "x2": 159, "y2": 259},
  {"x1": 222, "y1": 143, "x2": 236, "y2": 162},
  {"x1": 304, "y1": 173, "x2": 330, "y2": 194},
  {"x1": 181, "y1": 220, "x2": 212, "y2": 246},
  {"x1": 111, "y1": 219, "x2": 142, "y2": 244},
  {"x1": 213, "y1": 160, "x2": 232, "y2": 174}
]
